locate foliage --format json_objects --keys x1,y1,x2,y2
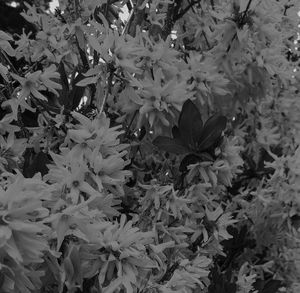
[{"x1": 0, "y1": 0, "x2": 300, "y2": 292}]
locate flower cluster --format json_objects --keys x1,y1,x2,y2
[
  {"x1": 0, "y1": 173, "x2": 51, "y2": 293},
  {"x1": 0, "y1": 0, "x2": 299, "y2": 292}
]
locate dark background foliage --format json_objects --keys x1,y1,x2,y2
[{"x1": 0, "y1": 0, "x2": 51, "y2": 35}]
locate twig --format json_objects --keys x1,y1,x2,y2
[
  {"x1": 0, "y1": 50, "x2": 18, "y2": 75},
  {"x1": 125, "y1": 110, "x2": 138, "y2": 137},
  {"x1": 202, "y1": 30, "x2": 211, "y2": 49},
  {"x1": 243, "y1": 0, "x2": 253, "y2": 17}
]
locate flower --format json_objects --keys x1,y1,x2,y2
[
  {"x1": 130, "y1": 68, "x2": 193, "y2": 127},
  {"x1": 0, "y1": 173, "x2": 51, "y2": 292},
  {"x1": 11, "y1": 71, "x2": 47, "y2": 101},
  {"x1": 256, "y1": 117, "x2": 280, "y2": 149},
  {"x1": 164, "y1": 255, "x2": 212, "y2": 293},
  {"x1": 0, "y1": 133, "x2": 27, "y2": 172},
  {"x1": 45, "y1": 153, "x2": 99, "y2": 204},
  {"x1": 206, "y1": 205, "x2": 237, "y2": 240},
  {"x1": 80, "y1": 215, "x2": 156, "y2": 292},
  {"x1": 89, "y1": 150, "x2": 131, "y2": 191},
  {"x1": 39, "y1": 64, "x2": 62, "y2": 96}
]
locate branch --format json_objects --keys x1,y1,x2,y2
[
  {"x1": 161, "y1": 0, "x2": 181, "y2": 40},
  {"x1": 243, "y1": 0, "x2": 253, "y2": 17},
  {"x1": 202, "y1": 31, "x2": 211, "y2": 50},
  {"x1": 162, "y1": 0, "x2": 202, "y2": 40},
  {"x1": 226, "y1": 0, "x2": 253, "y2": 53},
  {"x1": 125, "y1": 0, "x2": 146, "y2": 37},
  {"x1": 125, "y1": 110, "x2": 138, "y2": 137}
]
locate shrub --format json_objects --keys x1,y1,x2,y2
[{"x1": 0, "y1": 0, "x2": 300, "y2": 292}]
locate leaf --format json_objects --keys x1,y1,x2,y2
[
  {"x1": 57, "y1": 61, "x2": 69, "y2": 107},
  {"x1": 179, "y1": 152, "x2": 213, "y2": 172},
  {"x1": 68, "y1": 245, "x2": 82, "y2": 284},
  {"x1": 56, "y1": 215, "x2": 70, "y2": 251},
  {"x1": 178, "y1": 99, "x2": 203, "y2": 150},
  {"x1": 179, "y1": 154, "x2": 201, "y2": 172},
  {"x1": 75, "y1": 26, "x2": 86, "y2": 51},
  {"x1": 68, "y1": 73, "x2": 86, "y2": 110},
  {"x1": 76, "y1": 76, "x2": 97, "y2": 87},
  {"x1": 254, "y1": 279, "x2": 283, "y2": 293},
  {"x1": 153, "y1": 136, "x2": 189, "y2": 154},
  {"x1": 88, "y1": 35, "x2": 102, "y2": 53},
  {"x1": 198, "y1": 114, "x2": 227, "y2": 152},
  {"x1": 172, "y1": 125, "x2": 181, "y2": 140}
]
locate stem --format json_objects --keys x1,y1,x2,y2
[
  {"x1": 202, "y1": 31, "x2": 211, "y2": 50},
  {"x1": 99, "y1": 65, "x2": 114, "y2": 114},
  {"x1": 244, "y1": 0, "x2": 253, "y2": 17},
  {"x1": 175, "y1": 0, "x2": 200, "y2": 21},
  {"x1": 0, "y1": 50, "x2": 18, "y2": 74},
  {"x1": 125, "y1": 110, "x2": 138, "y2": 137}
]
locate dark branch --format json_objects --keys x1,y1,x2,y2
[{"x1": 175, "y1": 0, "x2": 200, "y2": 21}]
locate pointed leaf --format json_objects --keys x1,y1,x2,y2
[
  {"x1": 69, "y1": 73, "x2": 86, "y2": 110},
  {"x1": 76, "y1": 76, "x2": 97, "y2": 87},
  {"x1": 198, "y1": 114, "x2": 227, "y2": 152},
  {"x1": 153, "y1": 136, "x2": 189, "y2": 154},
  {"x1": 57, "y1": 61, "x2": 69, "y2": 106},
  {"x1": 259, "y1": 279, "x2": 282, "y2": 293},
  {"x1": 56, "y1": 216, "x2": 70, "y2": 251},
  {"x1": 178, "y1": 99, "x2": 203, "y2": 149}
]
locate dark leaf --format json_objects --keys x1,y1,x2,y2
[
  {"x1": 261, "y1": 279, "x2": 283, "y2": 293},
  {"x1": 172, "y1": 125, "x2": 181, "y2": 140},
  {"x1": 197, "y1": 152, "x2": 214, "y2": 161},
  {"x1": 138, "y1": 126, "x2": 146, "y2": 141},
  {"x1": 57, "y1": 61, "x2": 69, "y2": 107},
  {"x1": 61, "y1": 72, "x2": 86, "y2": 111},
  {"x1": 71, "y1": 73, "x2": 87, "y2": 110},
  {"x1": 23, "y1": 151, "x2": 52, "y2": 178},
  {"x1": 291, "y1": 215, "x2": 300, "y2": 230},
  {"x1": 179, "y1": 152, "x2": 213, "y2": 172},
  {"x1": 0, "y1": 268, "x2": 4, "y2": 288},
  {"x1": 153, "y1": 136, "x2": 189, "y2": 154},
  {"x1": 198, "y1": 114, "x2": 227, "y2": 152},
  {"x1": 178, "y1": 99, "x2": 203, "y2": 149},
  {"x1": 179, "y1": 154, "x2": 201, "y2": 172},
  {"x1": 208, "y1": 266, "x2": 237, "y2": 293},
  {"x1": 254, "y1": 279, "x2": 283, "y2": 293}
]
